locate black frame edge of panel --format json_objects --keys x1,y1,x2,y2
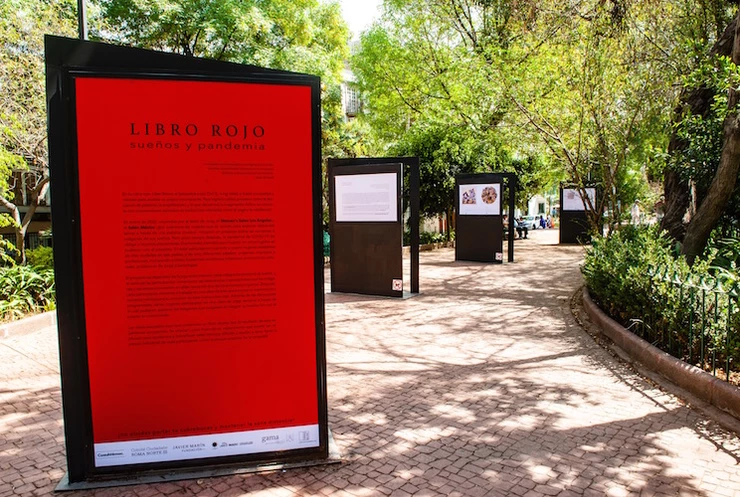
[
  {"x1": 506, "y1": 174, "x2": 516, "y2": 262},
  {"x1": 46, "y1": 43, "x2": 94, "y2": 484},
  {"x1": 310, "y1": 77, "x2": 330, "y2": 462},
  {"x1": 45, "y1": 35, "x2": 297, "y2": 77},
  {"x1": 454, "y1": 177, "x2": 460, "y2": 262},
  {"x1": 408, "y1": 158, "x2": 420, "y2": 294},
  {"x1": 327, "y1": 157, "x2": 420, "y2": 294},
  {"x1": 45, "y1": 36, "x2": 328, "y2": 483}
]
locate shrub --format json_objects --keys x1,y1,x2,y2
[
  {"x1": 26, "y1": 246, "x2": 54, "y2": 271},
  {"x1": 0, "y1": 265, "x2": 56, "y2": 322},
  {"x1": 582, "y1": 226, "x2": 738, "y2": 375},
  {"x1": 711, "y1": 235, "x2": 740, "y2": 281},
  {"x1": 420, "y1": 231, "x2": 447, "y2": 245},
  {"x1": 404, "y1": 229, "x2": 454, "y2": 246},
  {"x1": 582, "y1": 225, "x2": 688, "y2": 322}
]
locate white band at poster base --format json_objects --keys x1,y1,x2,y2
[{"x1": 94, "y1": 424, "x2": 320, "y2": 467}]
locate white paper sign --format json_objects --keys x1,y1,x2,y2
[
  {"x1": 562, "y1": 188, "x2": 596, "y2": 211},
  {"x1": 335, "y1": 172, "x2": 398, "y2": 222},
  {"x1": 459, "y1": 183, "x2": 501, "y2": 216}
]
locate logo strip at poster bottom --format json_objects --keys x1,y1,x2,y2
[{"x1": 94, "y1": 424, "x2": 320, "y2": 467}]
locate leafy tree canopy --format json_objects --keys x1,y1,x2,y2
[
  {"x1": 0, "y1": 0, "x2": 77, "y2": 262},
  {"x1": 351, "y1": 0, "x2": 740, "y2": 246},
  {"x1": 98, "y1": 0, "x2": 349, "y2": 84}
]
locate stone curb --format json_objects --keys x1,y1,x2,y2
[
  {"x1": 582, "y1": 287, "x2": 740, "y2": 421},
  {"x1": 0, "y1": 310, "x2": 57, "y2": 339}
]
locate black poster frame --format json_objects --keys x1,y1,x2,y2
[
  {"x1": 46, "y1": 36, "x2": 328, "y2": 484},
  {"x1": 455, "y1": 173, "x2": 516, "y2": 263},
  {"x1": 327, "y1": 157, "x2": 420, "y2": 296}
]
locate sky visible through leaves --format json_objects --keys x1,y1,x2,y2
[{"x1": 338, "y1": 0, "x2": 380, "y2": 39}]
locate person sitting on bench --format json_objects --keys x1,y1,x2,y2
[{"x1": 515, "y1": 217, "x2": 528, "y2": 239}]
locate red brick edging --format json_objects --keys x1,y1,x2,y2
[{"x1": 582, "y1": 288, "x2": 740, "y2": 420}]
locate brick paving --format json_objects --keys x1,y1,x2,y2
[{"x1": 2, "y1": 229, "x2": 740, "y2": 496}]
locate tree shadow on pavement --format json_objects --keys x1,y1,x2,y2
[
  {"x1": 178, "y1": 244, "x2": 740, "y2": 497},
  {"x1": 6, "y1": 242, "x2": 740, "y2": 497},
  {"x1": 0, "y1": 385, "x2": 66, "y2": 496}
]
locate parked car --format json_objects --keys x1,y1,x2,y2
[{"x1": 521, "y1": 215, "x2": 538, "y2": 230}]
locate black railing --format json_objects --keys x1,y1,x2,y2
[{"x1": 635, "y1": 267, "x2": 740, "y2": 381}]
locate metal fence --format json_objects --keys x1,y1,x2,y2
[
  {"x1": 1, "y1": 232, "x2": 52, "y2": 250},
  {"x1": 635, "y1": 267, "x2": 740, "y2": 381}
]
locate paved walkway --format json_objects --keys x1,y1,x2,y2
[{"x1": 3, "y1": 229, "x2": 740, "y2": 497}]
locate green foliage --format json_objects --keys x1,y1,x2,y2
[
  {"x1": 391, "y1": 125, "x2": 501, "y2": 219},
  {"x1": 583, "y1": 226, "x2": 739, "y2": 374},
  {"x1": 419, "y1": 231, "x2": 448, "y2": 245},
  {"x1": 710, "y1": 235, "x2": 740, "y2": 288},
  {"x1": 98, "y1": 0, "x2": 348, "y2": 72},
  {"x1": 669, "y1": 55, "x2": 740, "y2": 232},
  {"x1": 510, "y1": 155, "x2": 562, "y2": 211},
  {"x1": 0, "y1": 0, "x2": 76, "y2": 166},
  {"x1": 582, "y1": 226, "x2": 692, "y2": 322},
  {"x1": 1, "y1": 0, "x2": 75, "y2": 263},
  {"x1": 0, "y1": 238, "x2": 18, "y2": 266},
  {"x1": 389, "y1": 123, "x2": 558, "y2": 220},
  {"x1": 25, "y1": 245, "x2": 54, "y2": 271},
  {"x1": 351, "y1": 0, "x2": 690, "y2": 234},
  {"x1": 403, "y1": 229, "x2": 452, "y2": 246},
  {"x1": 0, "y1": 264, "x2": 55, "y2": 321},
  {"x1": 512, "y1": 0, "x2": 680, "y2": 231},
  {"x1": 351, "y1": 0, "x2": 521, "y2": 154}
]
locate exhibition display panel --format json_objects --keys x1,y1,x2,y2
[
  {"x1": 455, "y1": 174, "x2": 516, "y2": 263},
  {"x1": 327, "y1": 157, "x2": 420, "y2": 298},
  {"x1": 328, "y1": 162, "x2": 404, "y2": 297},
  {"x1": 560, "y1": 186, "x2": 598, "y2": 244},
  {"x1": 46, "y1": 36, "x2": 328, "y2": 485}
]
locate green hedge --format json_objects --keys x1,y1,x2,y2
[
  {"x1": 26, "y1": 246, "x2": 54, "y2": 271},
  {"x1": 583, "y1": 226, "x2": 688, "y2": 321},
  {"x1": 403, "y1": 230, "x2": 453, "y2": 246},
  {"x1": 582, "y1": 225, "x2": 739, "y2": 373}
]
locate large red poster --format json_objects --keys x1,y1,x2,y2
[{"x1": 74, "y1": 77, "x2": 320, "y2": 467}]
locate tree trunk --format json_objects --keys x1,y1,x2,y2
[
  {"x1": 0, "y1": 195, "x2": 22, "y2": 261},
  {"x1": 661, "y1": 16, "x2": 737, "y2": 242},
  {"x1": 682, "y1": 12, "x2": 740, "y2": 263},
  {"x1": 446, "y1": 208, "x2": 455, "y2": 240},
  {"x1": 661, "y1": 168, "x2": 690, "y2": 241},
  {"x1": 0, "y1": 177, "x2": 49, "y2": 265},
  {"x1": 14, "y1": 224, "x2": 26, "y2": 265},
  {"x1": 682, "y1": 112, "x2": 740, "y2": 263}
]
